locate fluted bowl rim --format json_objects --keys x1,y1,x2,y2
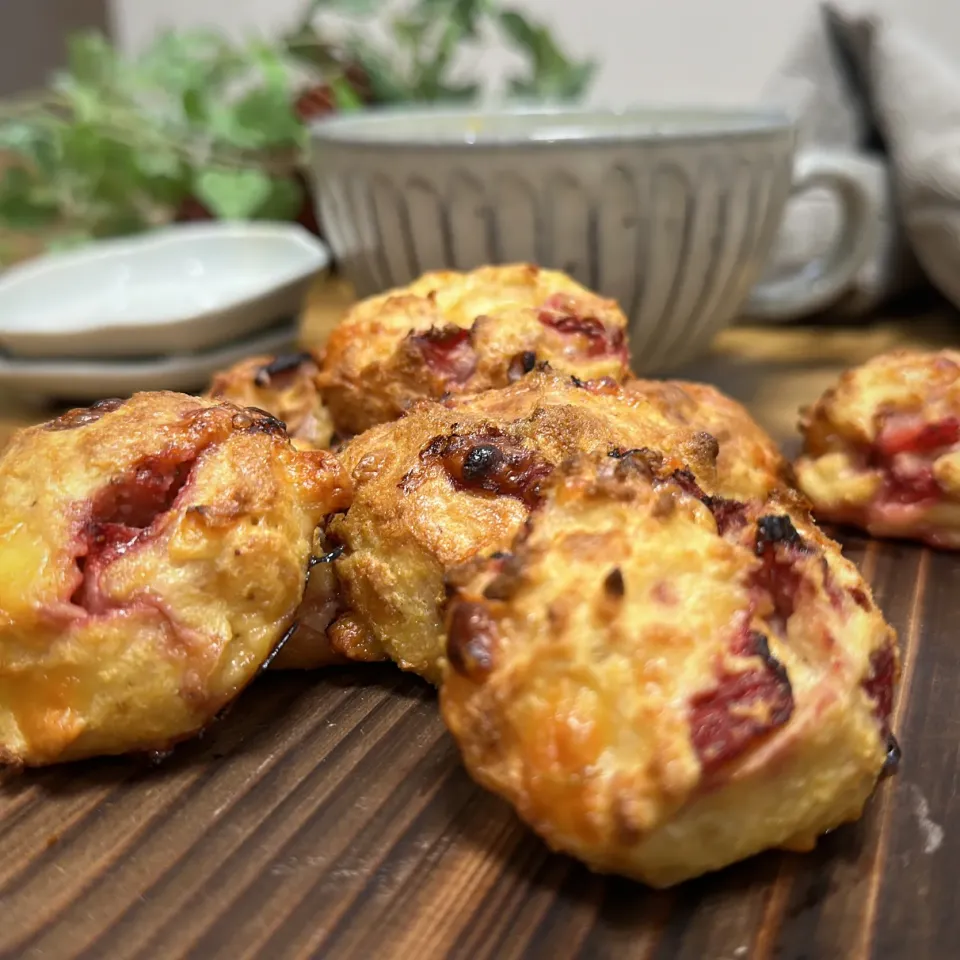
[{"x1": 308, "y1": 104, "x2": 795, "y2": 150}]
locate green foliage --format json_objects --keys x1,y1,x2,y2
[
  {"x1": 498, "y1": 10, "x2": 597, "y2": 100},
  {"x1": 289, "y1": 0, "x2": 594, "y2": 105},
  {"x1": 194, "y1": 168, "x2": 303, "y2": 220},
  {"x1": 0, "y1": 0, "x2": 596, "y2": 253}
]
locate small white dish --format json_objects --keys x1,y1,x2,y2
[
  {"x1": 0, "y1": 322, "x2": 299, "y2": 403},
  {"x1": 0, "y1": 223, "x2": 329, "y2": 359}
]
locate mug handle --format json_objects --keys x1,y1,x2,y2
[{"x1": 743, "y1": 149, "x2": 880, "y2": 322}]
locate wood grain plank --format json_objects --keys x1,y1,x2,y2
[
  {"x1": 0, "y1": 529, "x2": 945, "y2": 960},
  {"x1": 0, "y1": 303, "x2": 956, "y2": 958},
  {"x1": 869, "y1": 548, "x2": 960, "y2": 957}
]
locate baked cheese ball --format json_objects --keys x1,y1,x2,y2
[
  {"x1": 441, "y1": 451, "x2": 899, "y2": 887},
  {"x1": 322, "y1": 371, "x2": 724, "y2": 683},
  {"x1": 204, "y1": 351, "x2": 335, "y2": 450},
  {"x1": 0, "y1": 392, "x2": 350, "y2": 766},
  {"x1": 315, "y1": 264, "x2": 631, "y2": 436},
  {"x1": 626, "y1": 378, "x2": 791, "y2": 499},
  {"x1": 795, "y1": 349, "x2": 960, "y2": 548}
]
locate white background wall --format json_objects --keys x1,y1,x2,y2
[{"x1": 110, "y1": 0, "x2": 960, "y2": 106}]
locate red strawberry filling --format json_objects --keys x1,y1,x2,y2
[
  {"x1": 862, "y1": 644, "x2": 896, "y2": 730},
  {"x1": 538, "y1": 294, "x2": 628, "y2": 362},
  {"x1": 875, "y1": 415, "x2": 960, "y2": 458},
  {"x1": 865, "y1": 414, "x2": 960, "y2": 509},
  {"x1": 408, "y1": 325, "x2": 478, "y2": 385},
  {"x1": 689, "y1": 625, "x2": 794, "y2": 774},
  {"x1": 70, "y1": 453, "x2": 197, "y2": 614}
]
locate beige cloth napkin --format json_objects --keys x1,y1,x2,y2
[{"x1": 758, "y1": 2, "x2": 960, "y2": 319}]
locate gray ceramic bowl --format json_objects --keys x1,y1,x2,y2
[{"x1": 308, "y1": 106, "x2": 876, "y2": 372}]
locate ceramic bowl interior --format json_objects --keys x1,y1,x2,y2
[{"x1": 309, "y1": 105, "x2": 796, "y2": 373}]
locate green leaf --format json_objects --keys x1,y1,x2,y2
[
  {"x1": 0, "y1": 122, "x2": 61, "y2": 175},
  {"x1": 329, "y1": 77, "x2": 365, "y2": 112},
  {"x1": 215, "y1": 87, "x2": 303, "y2": 150},
  {"x1": 497, "y1": 10, "x2": 540, "y2": 52},
  {"x1": 65, "y1": 31, "x2": 118, "y2": 87},
  {"x1": 345, "y1": 41, "x2": 413, "y2": 103},
  {"x1": 251, "y1": 176, "x2": 304, "y2": 220},
  {"x1": 392, "y1": 14, "x2": 431, "y2": 53},
  {"x1": 413, "y1": 0, "x2": 490, "y2": 37},
  {"x1": 90, "y1": 209, "x2": 153, "y2": 238},
  {"x1": 139, "y1": 29, "x2": 240, "y2": 93},
  {"x1": 498, "y1": 9, "x2": 596, "y2": 100},
  {"x1": 248, "y1": 41, "x2": 294, "y2": 93},
  {"x1": 283, "y1": 31, "x2": 342, "y2": 73},
  {"x1": 193, "y1": 168, "x2": 276, "y2": 220},
  {"x1": 53, "y1": 75, "x2": 106, "y2": 123},
  {"x1": 0, "y1": 168, "x2": 59, "y2": 229},
  {"x1": 137, "y1": 150, "x2": 190, "y2": 205}
]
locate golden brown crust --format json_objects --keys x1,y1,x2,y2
[
  {"x1": 626, "y1": 378, "x2": 792, "y2": 498},
  {"x1": 327, "y1": 371, "x2": 734, "y2": 684},
  {"x1": 795, "y1": 349, "x2": 960, "y2": 548},
  {"x1": 0, "y1": 392, "x2": 351, "y2": 765},
  {"x1": 204, "y1": 351, "x2": 335, "y2": 450},
  {"x1": 440, "y1": 452, "x2": 898, "y2": 887},
  {"x1": 315, "y1": 264, "x2": 631, "y2": 436}
]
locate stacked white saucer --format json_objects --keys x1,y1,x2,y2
[{"x1": 0, "y1": 223, "x2": 330, "y2": 403}]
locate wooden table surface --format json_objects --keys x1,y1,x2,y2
[{"x1": 1, "y1": 284, "x2": 959, "y2": 959}]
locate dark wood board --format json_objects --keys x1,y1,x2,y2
[
  {"x1": 2, "y1": 316, "x2": 959, "y2": 960},
  {"x1": 0, "y1": 530, "x2": 952, "y2": 960}
]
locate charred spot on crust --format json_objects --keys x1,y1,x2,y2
[
  {"x1": 755, "y1": 515, "x2": 804, "y2": 554},
  {"x1": 668, "y1": 468, "x2": 706, "y2": 501},
  {"x1": 752, "y1": 515, "x2": 811, "y2": 634},
  {"x1": 880, "y1": 733, "x2": 902, "y2": 779},
  {"x1": 603, "y1": 567, "x2": 626, "y2": 597},
  {"x1": 417, "y1": 426, "x2": 553, "y2": 508},
  {"x1": 259, "y1": 620, "x2": 300, "y2": 673},
  {"x1": 45, "y1": 398, "x2": 127, "y2": 431},
  {"x1": 479, "y1": 550, "x2": 525, "y2": 601},
  {"x1": 507, "y1": 350, "x2": 537, "y2": 383},
  {"x1": 608, "y1": 447, "x2": 665, "y2": 481},
  {"x1": 447, "y1": 601, "x2": 498, "y2": 680},
  {"x1": 408, "y1": 325, "x2": 478, "y2": 385},
  {"x1": 689, "y1": 627, "x2": 794, "y2": 775},
  {"x1": 71, "y1": 452, "x2": 199, "y2": 613},
  {"x1": 610, "y1": 447, "x2": 748, "y2": 534},
  {"x1": 254, "y1": 352, "x2": 314, "y2": 388},
  {"x1": 850, "y1": 586, "x2": 872, "y2": 611},
  {"x1": 462, "y1": 444, "x2": 504, "y2": 484},
  {"x1": 240, "y1": 407, "x2": 288, "y2": 436},
  {"x1": 309, "y1": 544, "x2": 345, "y2": 568}
]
